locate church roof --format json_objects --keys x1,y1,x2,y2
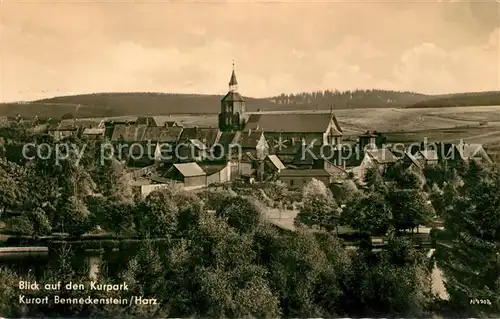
[
  {"x1": 229, "y1": 69, "x2": 238, "y2": 86},
  {"x1": 244, "y1": 113, "x2": 342, "y2": 134},
  {"x1": 221, "y1": 91, "x2": 245, "y2": 102},
  {"x1": 233, "y1": 130, "x2": 265, "y2": 148}
]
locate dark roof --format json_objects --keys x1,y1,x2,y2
[
  {"x1": 277, "y1": 154, "x2": 296, "y2": 165},
  {"x1": 216, "y1": 132, "x2": 237, "y2": 149},
  {"x1": 143, "y1": 127, "x2": 183, "y2": 143},
  {"x1": 221, "y1": 91, "x2": 245, "y2": 102},
  {"x1": 234, "y1": 131, "x2": 265, "y2": 148},
  {"x1": 400, "y1": 152, "x2": 423, "y2": 170},
  {"x1": 270, "y1": 139, "x2": 304, "y2": 155},
  {"x1": 110, "y1": 125, "x2": 182, "y2": 143},
  {"x1": 179, "y1": 128, "x2": 219, "y2": 147},
  {"x1": 244, "y1": 113, "x2": 342, "y2": 134},
  {"x1": 366, "y1": 149, "x2": 398, "y2": 164},
  {"x1": 111, "y1": 125, "x2": 147, "y2": 141},
  {"x1": 127, "y1": 141, "x2": 156, "y2": 155},
  {"x1": 136, "y1": 116, "x2": 157, "y2": 127}
]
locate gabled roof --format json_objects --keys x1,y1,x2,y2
[
  {"x1": 418, "y1": 149, "x2": 439, "y2": 161},
  {"x1": 110, "y1": 125, "x2": 182, "y2": 143},
  {"x1": 111, "y1": 125, "x2": 147, "y2": 141},
  {"x1": 402, "y1": 152, "x2": 423, "y2": 169},
  {"x1": 179, "y1": 128, "x2": 220, "y2": 147},
  {"x1": 266, "y1": 155, "x2": 285, "y2": 170},
  {"x1": 143, "y1": 127, "x2": 183, "y2": 143},
  {"x1": 366, "y1": 148, "x2": 398, "y2": 164},
  {"x1": 456, "y1": 144, "x2": 491, "y2": 162},
  {"x1": 244, "y1": 113, "x2": 342, "y2": 134},
  {"x1": 173, "y1": 162, "x2": 206, "y2": 177}
]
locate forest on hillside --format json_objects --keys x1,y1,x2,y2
[
  {"x1": 407, "y1": 91, "x2": 500, "y2": 108},
  {"x1": 267, "y1": 89, "x2": 427, "y2": 108},
  {"x1": 1, "y1": 90, "x2": 499, "y2": 119}
]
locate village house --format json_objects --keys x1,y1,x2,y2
[
  {"x1": 199, "y1": 162, "x2": 231, "y2": 185},
  {"x1": 163, "y1": 162, "x2": 207, "y2": 189},
  {"x1": 82, "y1": 128, "x2": 106, "y2": 139},
  {"x1": 414, "y1": 149, "x2": 439, "y2": 166},
  {"x1": 263, "y1": 155, "x2": 286, "y2": 181},
  {"x1": 165, "y1": 120, "x2": 182, "y2": 128},
  {"x1": 400, "y1": 152, "x2": 424, "y2": 173},
  {"x1": 278, "y1": 167, "x2": 346, "y2": 188}
]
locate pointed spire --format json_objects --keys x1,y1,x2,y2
[{"x1": 229, "y1": 61, "x2": 238, "y2": 91}]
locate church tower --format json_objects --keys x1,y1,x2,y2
[{"x1": 219, "y1": 63, "x2": 246, "y2": 132}]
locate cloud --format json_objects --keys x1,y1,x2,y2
[
  {"x1": 394, "y1": 27, "x2": 499, "y2": 94},
  {"x1": 1, "y1": 2, "x2": 499, "y2": 102}
]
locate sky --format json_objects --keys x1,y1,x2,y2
[{"x1": 1, "y1": 0, "x2": 499, "y2": 102}]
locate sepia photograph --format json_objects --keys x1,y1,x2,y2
[{"x1": 0, "y1": 0, "x2": 499, "y2": 317}]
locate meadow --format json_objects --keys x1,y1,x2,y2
[{"x1": 80, "y1": 105, "x2": 500, "y2": 155}]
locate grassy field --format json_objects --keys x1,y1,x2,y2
[{"x1": 80, "y1": 105, "x2": 500, "y2": 154}]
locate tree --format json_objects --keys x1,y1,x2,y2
[
  {"x1": 343, "y1": 190, "x2": 392, "y2": 235},
  {"x1": 217, "y1": 196, "x2": 262, "y2": 233},
  {"x1": 296, "y1": 179, "x2": 339, "y2": 231},
  {"x1": 329, "y1": 180, "x2": 358, "y2": 205},
  {"x1": 394, "y1": 168, "x2": 425, "y2": 189},
  {"x1": 364, "y1": 166, "x2": 385, "y2": 189},
  {"x1": 340, "y1": 237, "x2": 430, "y2": 316},
  {"x1": 136, "y1": 189, "x2": 179, "y2": 237},
  {"x1": 0, "y1": 266, "x2": 24, "y2": 317},
  {"x1": 55, "y1": 196, "x2": 91, "y2": 236},
  {"x1": 120, "y1": 240, "x2": 165, "y2": 317},
  {"x1": 387, "y1": 189, "x2": 435, "y2": 233},
  {"x1": 436, "y1": 168, "x2": 500, "y2": 315},
  {"x1": 10, "y1": 208, "x2": 53, "y2": 236},
  {"x1": 0, "y1": 158, "x2": 25, "y2": 213}
]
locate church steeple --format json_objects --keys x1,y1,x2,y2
[
  {"x1": 219, "y1": 61, "x2": 246, "y2": 132},
  {"x1": 229, "y1": 61, "x2": 238, "y2": 92}
]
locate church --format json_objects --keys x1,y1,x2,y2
[{"x1": 217, "y1": 64, "x2": 344, "y2": 172}]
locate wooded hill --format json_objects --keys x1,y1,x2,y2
[{"x1": 1, "y1": 90, "x2": 499, "y2": 118}]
